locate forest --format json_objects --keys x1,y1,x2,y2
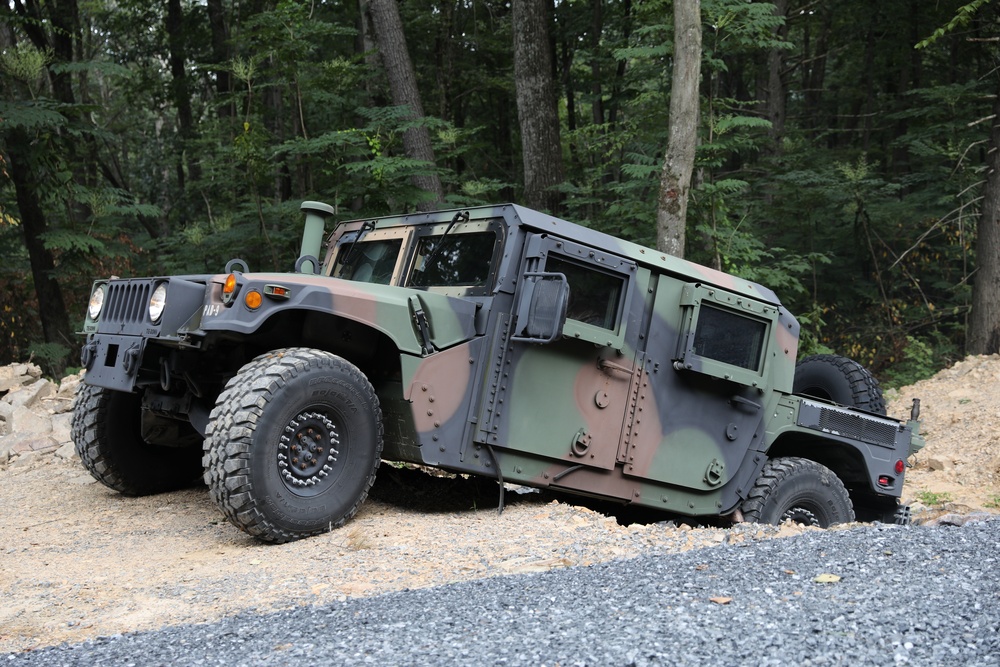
[{"x1": 1, "y1": 0, "x2": 999, "y2": 385}]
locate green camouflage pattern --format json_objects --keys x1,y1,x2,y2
[{"x1": 78, "y1": 202, "x2": 921, "y2": 521}]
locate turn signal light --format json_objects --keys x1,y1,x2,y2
[{"x1": 222, "y1": 273, "x2": 239, "y2": 305}]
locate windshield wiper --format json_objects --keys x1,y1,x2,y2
[
  {"x1": 338, "y1": 219, "x2": 377, "y2": 272},
  {"x1": 418, "y1": 210, "x2": 469, "y2": 274}
]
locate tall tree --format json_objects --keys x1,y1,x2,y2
[
  {"x1": 512, "y1": 0, "x2": 565, "y2": 213},
  {"x1": 166, "y1": 0, "x2": 201, "y2": 218},
  {"x1": 366, "y1": 0, "x2": 444, "y2": 210},
  {"x1": 967, "y1": 88, "x2": 1000, "y2": 354},
  {"x1": 656, "y1": 0, "x2": 701, "y2": 257}
]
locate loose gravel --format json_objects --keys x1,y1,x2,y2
[{"x1": 7, "y1": 519, "x2": 999, "y2": 666}]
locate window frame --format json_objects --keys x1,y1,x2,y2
[
  {"x1": 402, "y1": 219, "x2": 506, "y2": 297},
  {"x1": 675, "y1": 282, "x2": 778, "y2": 388},
  {"x1": 524, "y1": 234, "x2": 636, "y2": 349},
  {"x1": 326, "y1": 226, "x2": 412, "y2": 285}
]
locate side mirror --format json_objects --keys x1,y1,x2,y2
[{"x1": 511, "y1": 272, "x2": 569, "y2": 343}]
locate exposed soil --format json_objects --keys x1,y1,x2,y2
[{"x1": 2, "y1": 356, "x2": 999, "y2": 654}]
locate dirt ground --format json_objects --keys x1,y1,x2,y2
[{"x1": 2, "y1": 355, "x2": 998, "y2": 654}]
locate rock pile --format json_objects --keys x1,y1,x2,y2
[{"x1": 0, "y1": 363, "x2": 82, "y2": 467}]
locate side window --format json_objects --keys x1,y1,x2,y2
[
  {"x1": 676, "y1": 282, "x2": 778, "y2": 387},
  {"x1": 546, "y1": 255, "x2": 624, "y2": 330},
  {"x1": 693, "y1": 304, "x2": 767, "y2": 371}
]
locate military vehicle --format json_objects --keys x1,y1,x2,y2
[{"x1": 72, "y1": 202, "x2": 923, "y2": 542}]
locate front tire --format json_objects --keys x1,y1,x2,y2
[
  {"x1": 203, "y1": 348, "x2": 383, "y2": 543},
  {"x1": 71, "y1": 384, "x2": 203, "y2": 496},
  {"x1": 740, "y1": 457, "x2": 855, "y2": 527}
]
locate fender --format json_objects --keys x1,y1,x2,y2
[{"x1": 196, "y1": 272, "x2": 479, "y2": 355}]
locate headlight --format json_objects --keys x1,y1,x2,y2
[
  {"x1": 88, "y1": 285, "x2": 106, "y2": 320},
  {"x1": 149, "y1": 283, "x2": 167, "y2": 323}
]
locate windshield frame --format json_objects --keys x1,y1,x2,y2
[{"x1": 325, "y1": 218, "x2": 506, "y2": 297}]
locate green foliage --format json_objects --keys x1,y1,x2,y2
[
  {"x1": 915, "y1": 490, "x2": 954, "y2": 507},
  {"x1": 915, "y1": 0, "x2": 993, "y2": 48},
  {"x1": 27, "y1": 341, "x2": 71, "y2": 380},
  {"x1": 0, "y1": 42, "x2": 51, "y2": 98},
  {"x1": 0, "y1": 0, "x2": 996, "y2": 378}
]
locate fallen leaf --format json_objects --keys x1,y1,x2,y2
[
  {"x1": 709, "y1": 596, "x2": 732, "y2": 605},
  {"x1": 814, "y1": 573, "x2": 841, "y2": 583}
]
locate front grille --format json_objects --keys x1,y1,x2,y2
[{"x1": 105, "y1": 280, "x2": 151, "y2": 324}]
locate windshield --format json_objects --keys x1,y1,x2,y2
[
  {"x1": 408, "y1": 232, "x2": 497, "y2": 289},
  {"x1": 332, "y1": 239, "x2": 402, "y2": 284}
]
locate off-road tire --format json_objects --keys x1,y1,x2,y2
[
  {"x1": 71, "y1": 384, "x2": 203, "y2": 496},
  {"x1": 793, "y1": 354, "x2": 886, "y2": 415},
  {"x1": 740, "y1": 457, "x2": 855, "y2": 527},
  {"x1": 203, "y1": 348, "x2": 383, "y2": 543}
]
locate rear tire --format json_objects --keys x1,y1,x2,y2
[
  {"x1": 203, "y1": 348, "x2": 383, "y2": 543},
  {"x1": 793, "y1": 354, "x2": 886, "y2": 415},
  {"x1": 740, "y1": 457, "x2": 855, "y2": 527},
  {"x1": 71, "y1": 384, "x2": 203, "y2": 496}
]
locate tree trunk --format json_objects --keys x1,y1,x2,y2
[
  {"x1": 166, "y1": 0, "x2": 201, "y2": 197},
  {"x1": 512, "y1": 0, "x2": 565, "y2": 213},
  {"x1": 4, "y1": 132, "x2": 73, "y2": 358},
  {"x1": 207, "y1": 0, "x2": 233, "y2": 118},
  {"x1": 967, "y1": 90, "x2": 1000, "y2": 354},
  {"x1": 656, "y1": 0, "x2": 701, "y2": 258},
  {"x1": 765, "y1": 0, "x2": 788, "y2": 154},
  {"x1": 367, "y1": 0, "x2": 444, "y2": 210}
]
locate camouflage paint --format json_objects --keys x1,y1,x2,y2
[{"x1": 78, "y1": 201, "x2": 920, "y2": 526}]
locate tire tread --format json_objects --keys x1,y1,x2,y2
[{"x1": 203, "y1": 348, "x2": 383, "y2": 543}]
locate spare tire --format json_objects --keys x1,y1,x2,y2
[{"x1": 793, "y1": 354, "x2": 886, "y2": 415}]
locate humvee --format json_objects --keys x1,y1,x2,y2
[{"x1": 73, "y1": 203, "x2": 923, "y2": 542}]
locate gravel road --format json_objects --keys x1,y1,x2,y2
[{"x1": 7, "y1": 519, "x2": 998, "y2": 666}]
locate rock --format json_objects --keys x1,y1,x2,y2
[
  {"x1": 55, "y1": 441, "x2": 77, "y2": 460},
  {"x1": 11, "y1": 404, "x2": 53, "y2": 435},
  {"x1": 0, "y1": 363, "x2": 41, "y2": 393},
  {"x1": 57, "y1": 372, "x2": 83, "y2": 399},
  {"x1": 4, "y1": 379, "x2": 56, "y2": 409},
  {"x1": 8, "y1": 433, "x2": 59, "y2": 455},
  {"x1": 51, "y1": 412, "x2": 73, "y2": 445},
  {"x1": 9, "y1": 449, "x2": 49, "y2": 468},
  {"x1": 920, "y1": 512, "x2": 989, "y2": 527},
  {"x1": 928, "y1": 457, "x2": 953, "y2": 471}
]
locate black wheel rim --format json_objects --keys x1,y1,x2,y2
[
  {"x1": 779, "y1": 506, "x2": 821, "y2": 526},
  {"x1": 277, "y1": 410, "x2": 341, "y2": 496}
]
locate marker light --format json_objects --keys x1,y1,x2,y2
[
  {"x1": 894, "y1": 459, "x2": 905, "y2": 475},
  {"x1": 244, "y1": 290, "x2": 263, "y2": 310}
]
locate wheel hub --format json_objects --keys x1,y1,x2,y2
[
  {"x1": 278, "y1": 411, "x2": 340, "y2": 488},
  {"x1": 780, "y1": 506, "x2": 820, "y2": 526}
]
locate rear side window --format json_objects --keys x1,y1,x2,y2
[
  {"x1": 675, "y1": 282, "x2": 779, "y2": 387},
  {"x1": 693, "y1": 304, "x2": 767, "y2": 372}
]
